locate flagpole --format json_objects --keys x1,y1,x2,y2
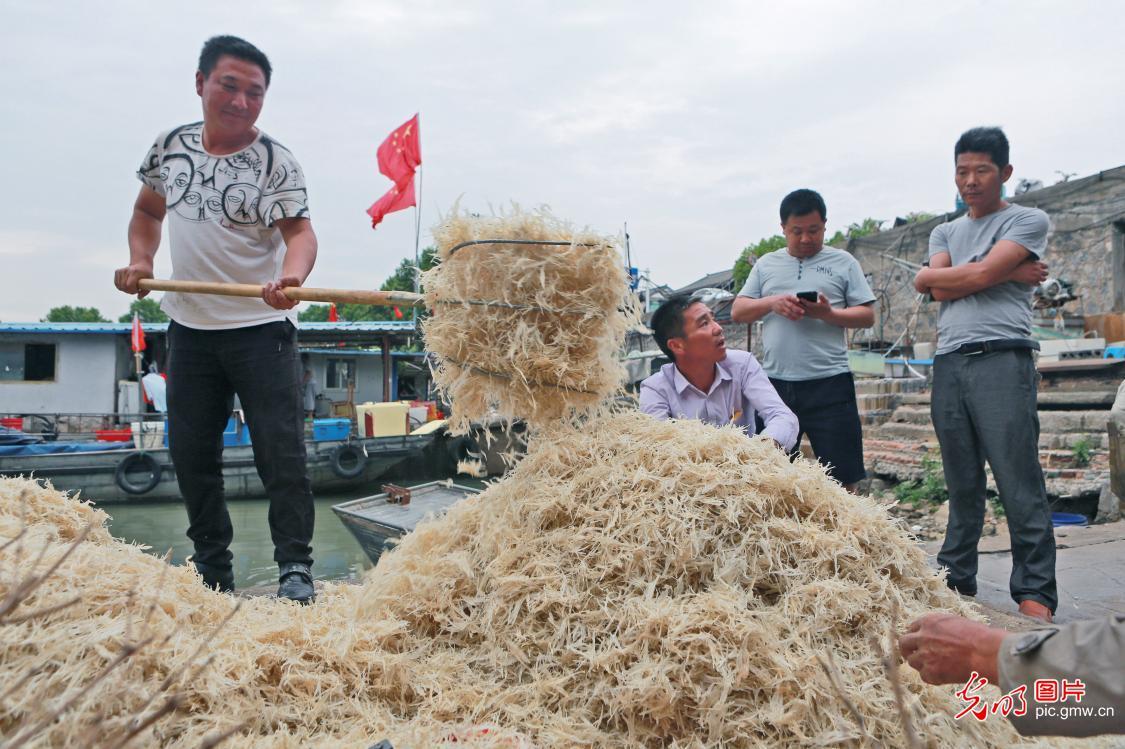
[
  {"x1": 412, "y1": 162, "x2": 423, "y2": 326},
  {"x1": 131, "y1": 312, "x2": 144, "y2": 414}
]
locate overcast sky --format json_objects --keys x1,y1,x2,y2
[{"x1": 2, "y1": 0, "x2": 1123, "y2": 322}]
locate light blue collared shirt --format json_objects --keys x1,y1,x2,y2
[{"x1": 639, "y1": 349, "x2": 799, "y2": 450}]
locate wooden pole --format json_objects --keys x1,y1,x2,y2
[
  {"x1": 138, "y1": 279, "x2": 422, "y2": 308},
  {"x1": 382, "y1": 335, "x2": 392, "y2": 403}
]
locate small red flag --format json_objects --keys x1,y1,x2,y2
[
  {"x1": 328, "y1": 303, "x2": 339, "y2": 322},
  {"x1": 367, "y1": 114, "x2": 421, "y2": 229},
  {"x1": 130, "y1": 312, "x2": 146, "y2": 353},
  {"x1": 393, "y1": 306, "x2": 403, "y2": 319}
]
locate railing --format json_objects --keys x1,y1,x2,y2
[{"x1": 1, "y1": 412, "x2": 166, "y2": 442}]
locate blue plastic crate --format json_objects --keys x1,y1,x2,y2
[
  {"x1": 162, "y1": 417, "x2": 249, "y2": 448},
  {"x1": 224, "y1": 416, "x2": 251, "y2": 446},
  {"x1": 313, "y1": 418, "x2": 351, "y2": 442}
]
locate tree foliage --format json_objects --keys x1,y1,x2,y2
[
  {"x1": 41, "y1": 306, "x2": 109, "y2": 323},
  {"x1": 298, "y1": 303, "x2": 331, "y2": 322},
  {"x1": 299, "y1": 247, "x2": 438, "y2": 322},
  {"x1": 827, "y1": 217, "x2": 883, "y2": 248},
  {"x1": 731, "y1": 211, "x2": 936, "y2": 295},
  {"x1": 731, "y1": 235, "x2": 787, "y2": 291},
  {"x1": 117, "y1": 297, "x2": 169, "y2": 323},
  {"x1": 732, "y1": 216, "x2": 897, "y2": 290}
]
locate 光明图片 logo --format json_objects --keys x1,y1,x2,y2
[{"x1": 955, "y1": 674, "x2": 1115, "y2": 722}]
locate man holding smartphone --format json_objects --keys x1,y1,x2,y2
[{"x1": 731, "y1": 189, "x2": 876, "y2": 492}]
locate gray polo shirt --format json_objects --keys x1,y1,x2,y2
[
  {"x1": 928, "y1": 204, "x2": 1049, "y2": 355},
  {"x1": 738, "y1": 247, "x2": 875, "y2": 381}
]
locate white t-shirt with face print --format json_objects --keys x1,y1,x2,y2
[{"x1": 137, "y1": 122, "x2": 310, "y2": 330}]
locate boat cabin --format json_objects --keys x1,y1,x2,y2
[{"x1": 0, "y1": 321, "x2": 429, "y2": 421}]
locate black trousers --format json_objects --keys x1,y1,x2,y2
[
  {"x1": 931, "y1": 348, "x2": 1056, "y2": 611},
  {"x1": 166, "y1": 320, "x2": 314, "y2": 570},
  {"x1": 759, "y1": 371, "x2": 867, "y2": 485}
]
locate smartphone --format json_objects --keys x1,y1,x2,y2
[{"x1": 796, "y1": 291, "x2": 818, "y2": 303}]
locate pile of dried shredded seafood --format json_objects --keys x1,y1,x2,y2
[{"x1": 0, "y1": 412, "x2": 1064, "y2": 747}]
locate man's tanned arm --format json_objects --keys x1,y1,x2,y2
[
  {"x1": 900, "y1": 612, "x2": 1006, "y2": 685},
  {"x1": 915, "y1": 241, "x2": 1046, "y2": 301},
  {"x1": 262, "y1": 217, "x2": 319, "y2": 310},
  {"x1": 732, "y1": 294, "x2": 804, "y2": 323},
  {"x1": 115, "y1": 186, "x2": 166, "y2": 298},
  {"x1": 798, "y1": 295, "x2": 874, "y2": 328}
]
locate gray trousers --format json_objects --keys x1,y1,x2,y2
[{"x1": 931, "y1": 348, "x2": 1057, "y2": 611}]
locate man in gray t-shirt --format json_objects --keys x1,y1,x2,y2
[
  {"x1": 928, "y1": 204, "x2": 1048, "y2": 354},
  {"x1": 732, "y1": 189, "x2": 876, "y2": 491},
  {"x1": 913, "y1": 126, "x2": 1056, "y2": 623}
]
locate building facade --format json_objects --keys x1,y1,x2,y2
[{"x1": 0, "y1": 321, "x2": 419, "y2": 418}]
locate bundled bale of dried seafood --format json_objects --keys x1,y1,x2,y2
[{"x1": 420, "y1": 207, "x2": 639, "y2": 433}]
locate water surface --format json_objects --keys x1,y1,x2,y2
[{"x1": 107, "y1": 489, "x2": 385, "y2": 589}]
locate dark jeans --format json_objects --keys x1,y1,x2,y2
[
  {"x1": 166, "y1": 320, "x2": 314, "y2": 570},
  {"x1": 931, "y1": 348, "x2": 1056, "y2": 611}
]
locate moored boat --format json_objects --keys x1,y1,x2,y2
[
  {"x1": 0, "y1": 416, "x2": 440, "y2": 504},
  {"x1": 332, "y1": 480, "x2": 482, "y2": 564}
]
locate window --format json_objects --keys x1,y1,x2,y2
[
  {"x1": 326, "y1": 358, "x2": 355, "y2": 389},
  {"x1": 0, "y1": 343, "x2": 56, "y2": 382}
]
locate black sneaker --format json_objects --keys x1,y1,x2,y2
[
  {"x1": 946, "y1": 578, "x2": 977, "y2": 597},
  {"x1": 277, "y1": 562, "x2": 315, "y2": 605},
  {"x1": 192, "y1": 560, "x2": 235, "y2": 593}
]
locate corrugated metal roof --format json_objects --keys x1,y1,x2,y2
[
  {"x1": 674, "y1": 269, "x2": 736, "y2": 295},
  {"x1": 0, "y1": 322, "x2": 149, "y2": 334},
  {"x1": 0, "y1": 321, "x2": 415, "y2": 335}
]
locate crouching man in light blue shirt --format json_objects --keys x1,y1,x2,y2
[{"x1": 639, "y1": 294, "x2": 799, "y2": 451}]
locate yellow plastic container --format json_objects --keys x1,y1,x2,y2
[{"x1": 356, "y1": 401, "x2": 409, "y2": 438}]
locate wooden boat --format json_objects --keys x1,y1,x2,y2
[
  {"x1": 0, "y1": 416, "x2": 439, "y2": 504},
  {"x1": 332, "y1": 480, "x2": 481, "y2": 564}
]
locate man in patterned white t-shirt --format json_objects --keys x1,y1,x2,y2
[{"x1": 114, "y1": 35, "x2": 319, "y2": 604}]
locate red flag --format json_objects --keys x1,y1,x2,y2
[
  {"x1": 130, "y1": 312, "x2": 146, "y2": 353},
  {"x1": 377, "y1": 114, "x2": 421, "y2": 183},
  {"x1": 393, "y1": 306, "x2": 403, "y2": 319},
  {"x1": 367, "y1": 114, "x2": 421, "y2": 228},
  {"x1": 366, "y1": 178, "x2": 416, "y2": 228},
  {"x1": 328, "y1": 303, "x2": 339, "y2": 322}
]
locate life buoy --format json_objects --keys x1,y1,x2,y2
[
  {"x1": 115, "y1": 453, "x2": 162, "y2": 495},
  {"x1": 445, "y1": 435, "x2": 474, "y2": 463},
  {"x1": 330, "y1": 444, "x2": 366, "y2": 479}
]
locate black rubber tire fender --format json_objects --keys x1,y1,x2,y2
[
  {"x1": 330, "y1": 444, "x2": 366, "y2": 479},
  {"x1": 115, "y1": 452, "x2": 162, "y2": 495},
  {"x1": 445, "y1": 435, "x2": 474, "y2": 463}
]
